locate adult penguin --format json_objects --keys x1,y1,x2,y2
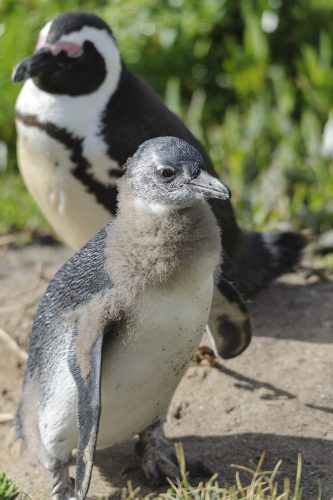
[{"x1": 12, "y1": 11, "x2": 305, "y2": 296}]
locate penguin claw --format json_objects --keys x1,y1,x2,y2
[
  {"x1": 52, "y1": 494, "x2": 77, "y2": 500},
  {"x1": 51, "y1": 469, "x2": 77, "y2": 500},
  {"x1": 141, "y1": 448, "x2": 179, "y2": 484},
  {"x1": 193, "y1": 345, "x2": 217, "y2": 365},
  {"x1": 139, "y1": 440, "x2": 211, "y2": 485},
  {"x1": 51, "y1": 486, "x2": 77, "y2": 500}
]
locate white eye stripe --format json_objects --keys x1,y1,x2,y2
[
  {"x1": 16, "y1": 24, "x2": 122, "y2": 149},
  {"x1": 36, "y1": 36, "x2": 47, "y2": 50},
  {"x1": 39, "y1": 20, "x2": 52, "y2": 38}
]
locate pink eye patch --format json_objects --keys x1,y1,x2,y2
[{"x1": 36, "y1": 36, "x2": 84, "y2": 58}]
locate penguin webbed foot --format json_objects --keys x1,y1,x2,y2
[
  {"x1": 194, "y1": 345, "x2": 217, "y2": 365},
  {"x1": 137, "y1": 421, "x2": 211, "y2": 485},
  {"x1": 51, "y1": 464, "x2": 77, "y2": 500}
]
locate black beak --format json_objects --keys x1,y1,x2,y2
[
  {"x1": 12, "y1": 50, "x2": 57, "y2": 82},
  {"x1": 188, "y1": 170, "x2": 231, "y2": 201}
]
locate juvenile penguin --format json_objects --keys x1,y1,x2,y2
[
  {"x1": 17, "y1": 137, "x2": 229, "y2": 499},
  {"x1": 12, "y1": 11, "x2": 305, "y2": 297}
]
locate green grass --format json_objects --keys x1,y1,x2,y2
[
  {"x1": 120, "y1": 443, "x2": 320, "y2": 500},
  {"x1": 0, "y1": 444, "x2": 321, "y2": 500},
  {"x1": 0, "y1": 0, "x2": 333, "y2": 244},
  {"x1": 0, "y1": 472, "x2": 19, "y2": 500},
  {"x1": 0, "y1": 173, "x2": 50, "y2": 236}
]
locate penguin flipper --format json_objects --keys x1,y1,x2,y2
[
  {"x1": 207, "y1": 278, "x2": 252, "y2": 359},
  {"x1": 69, "y1": 333, "x2": 104, "y2": 500}
]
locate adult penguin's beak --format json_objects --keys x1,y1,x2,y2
[
  {"x1": 188, "y1": 170, "x2": 231, "y2": 201},
  {"x1": 12, "y1": 50, "x2": 57, "y2": 82}
]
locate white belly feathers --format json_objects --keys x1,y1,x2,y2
[
  {"x1": 15, "y1": 79, "x2": 122, "y2": 249},
  {"x1": 17, "y1": 121, "x2": 113, "y2": 249},
  {"x1": 97, "y1": 270, "x2": 214, "y2": 448},
  {"x1": 40, "y1": 264, "x2": 214, "y2": 455}
]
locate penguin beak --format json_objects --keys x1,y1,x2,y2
[
  {"x1": 12, "y1": 50, "x2": 57, "y2": 82},
  {"x1": 188, "y1": 170, "x2": 231, "y2": 201}
]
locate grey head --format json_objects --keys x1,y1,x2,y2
[
  {"x1": 125, "y1": 136, "x2": 231, "y2": 209},
  {"x1": 12, "y1": 12, "x2": 119, "y2": 96}
]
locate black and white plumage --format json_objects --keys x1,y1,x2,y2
[
  {"x1": 17, "y1": 137, "x2": 232, "y2": 499},
  {"x1": 13, "y1": 11, "x2": 305, "y2": 298},
  {"x1": 12, "y1": 11, "x2": 253, "y2": 360}
]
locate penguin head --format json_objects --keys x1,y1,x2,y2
[
  {"x1": 12, "y1": 12, "x2": 121, "y2": 96},
  {"x1": 125, "y1": 137, "x2": 231, "y2": 210}
]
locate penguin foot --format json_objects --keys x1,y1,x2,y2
[
  {"x1": 137, "y1": 421, "x2": 211, "y2": 484},
  {"x1": 51, "y1": 465, "x2": 77, "y2": 500},
  {"x1": 193, "y1": 345, "x2": 217, "y2": 365}
]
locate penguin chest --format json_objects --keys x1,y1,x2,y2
[
  {"x1": 97, "y1": 270, "x2": 214, "y2": 448},
  {"x1": 16, "y1": 120, "x2": 119, "y2": 249}
]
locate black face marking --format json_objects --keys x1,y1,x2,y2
[
  {"x1": 46, "y1": 12, "x2": 113, "y2": 43},
  {"x1": 16, "y1": 111, "x2": 119, "y2": 214},
  {"x1": 33, "y1": 41, "x2": 107, "y2": 96}
]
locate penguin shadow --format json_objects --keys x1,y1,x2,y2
[
  {"x1": 208, "y1": 362, "x2": 296, "y2": 400},
  {"x1": 93, "y1": 433, "x2": 332, "y2": 499},
  {"x1": 249, "y1": 279, "x2": 333, "y2": 343}
]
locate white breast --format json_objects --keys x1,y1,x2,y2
[
  {"x1": 15, "y1": 74, "x2": 122, "y2": 250},
  {"x1": 97, "y1": 267, "x2": 214, "y2": 448},
  {"x1": 16, "y1": 120, "x2": 116, "y2": 249},
  {"x1": 38, "y1": 258, "x2": 215, "y2": 461}
]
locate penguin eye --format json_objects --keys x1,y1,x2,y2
[{"x1": 159, "y1": 167, "x2": 175, "y2": 180}]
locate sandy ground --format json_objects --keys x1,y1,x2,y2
[{"x1": 0, "y1": 244, "x2": 332, "y2": 499}]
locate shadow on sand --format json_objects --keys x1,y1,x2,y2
[
  {"x1": 249, "y1": 279, "x2": 333, "y2": 343},
  {"x1": 94, "y1": 432, "x2": 332, "y2": 499}
]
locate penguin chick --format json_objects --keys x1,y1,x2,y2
[
  {"x1": 12, "y1": 11, "x2": 305, "y2": 299},
  {"x1": 16, "y1": 137, "x2": 230, "y2": 499}
]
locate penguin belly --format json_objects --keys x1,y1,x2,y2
[
  {"x1": 97, "y1": 271, "x2": 214, "y2": 448},
  {"x1": 16, "y1": 122, "x2": 114, "y2": 249}
]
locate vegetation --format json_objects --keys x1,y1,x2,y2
[
  {"x1": 0, "y1": 445, "x2": 321, "y2": 499},
  {"x1": 0, "y1": 4, "x2": 328, "y2": 497},
  {"x1": 0, "y1": 0, "x2": 332, "y2": 253},
  {"x1": 121, "y1": 444, "x2": 313, "y2": 499},
  {"x1": 0, "y1": 472, "x2": 19, "y2": 499}
]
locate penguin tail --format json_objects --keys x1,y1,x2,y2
[
  {"x1": 223, "y1": 230, "x2": 307, "y2": 295},
  {"x1": 261, "y1": 231, "x2": 307, "y2": 276}
]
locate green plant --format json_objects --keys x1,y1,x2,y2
[
  {"x1": 0, "y1": 472, "x2": 19, "y2": 500},
  {"x1": 120, "y1": 442, "x2": 320, "y2": 499},
  {"x1": 1, "y1": 0, "x2": 333, "y2": 241}
]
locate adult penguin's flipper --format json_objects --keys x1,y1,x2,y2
[
  {"x1": 207, "y1": 278, "x2": 252, "y2": 359},
  {"x1": 69, "y1": 333, "x2": 104, "y2": 500}
]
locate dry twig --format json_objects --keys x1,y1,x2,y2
[{"x1": 0, "y1": 413, "x2": 14, "y2": 424}]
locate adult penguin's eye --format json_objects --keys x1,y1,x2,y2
[{"x1": 161, "y1": 168, "x2": 175, "y2": 179}]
